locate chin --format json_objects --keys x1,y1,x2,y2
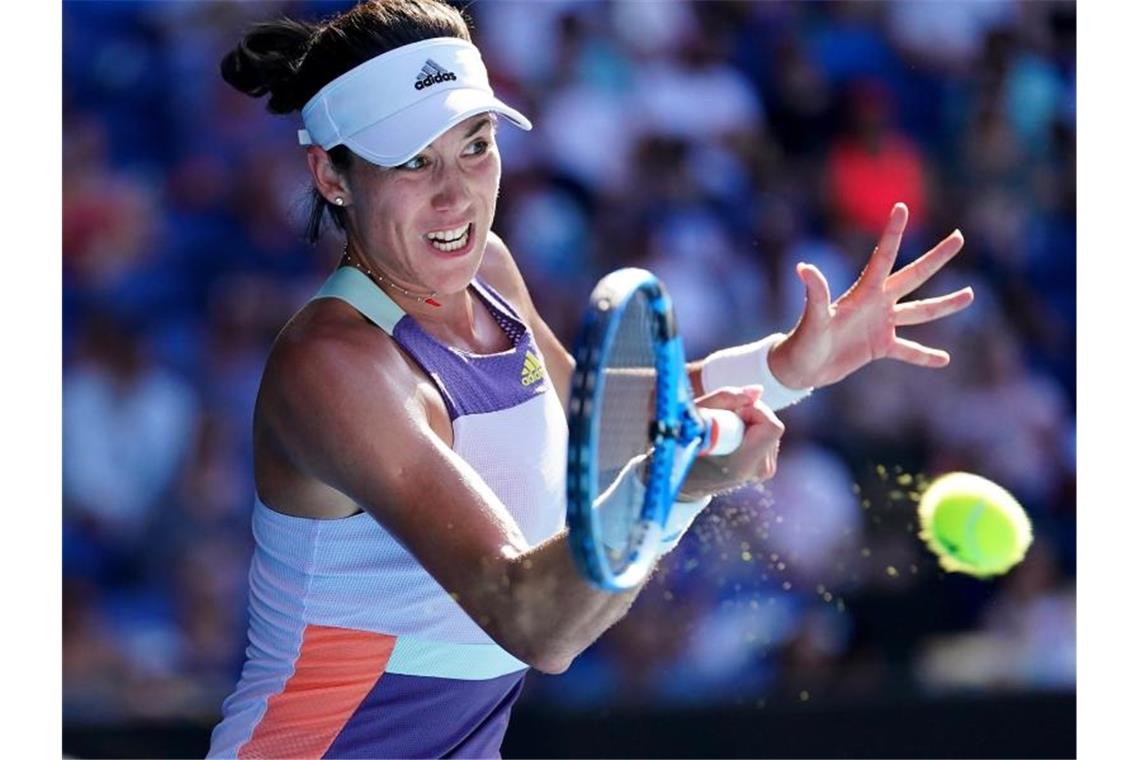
[{"x1": 433, "y1": 235, "x2": 488, "y2": 295}]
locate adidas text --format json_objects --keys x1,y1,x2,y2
[{"x1": 415, "y1": 72, "x2": 457, "y2": 90}]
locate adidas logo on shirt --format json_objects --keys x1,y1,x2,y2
[
  {"x1": 521, "y1": 351, "x2": 545, "y2": 388},
  {"x1": 414, "y1": 59, "x2": 458, "y2": 90}
]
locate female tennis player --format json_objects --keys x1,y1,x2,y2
[{"x1": 207, "y1": 2, "x2": 973, "y2": 757}]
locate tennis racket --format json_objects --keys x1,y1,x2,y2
[{"x1": 566, "y1": 268, "x2": 745, "y2": 591}]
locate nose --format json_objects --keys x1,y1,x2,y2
[{"x1": 430, "y1": 163, "x2": 471, "y2": 214}]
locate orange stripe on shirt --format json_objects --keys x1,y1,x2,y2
[{"x1": 238, "y1": 625, "x2": 396, "y2": 760}]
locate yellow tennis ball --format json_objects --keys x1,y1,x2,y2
[{"x1": 917, "y1": 472, "x2": 1033, "y2": 578}]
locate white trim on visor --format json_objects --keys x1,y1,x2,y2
[{"x1": 297, "y1": 37, "x2": 532, "y2": 167}]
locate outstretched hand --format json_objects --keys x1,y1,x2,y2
[{"x1": 769, "y1": 203, "x2": 974, "y2": 390}]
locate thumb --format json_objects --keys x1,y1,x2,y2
[{"x1": 797, "y1": 262, "x2": 833, "y2": 323}]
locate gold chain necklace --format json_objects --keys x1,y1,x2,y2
[{"x1": 343, "y1": 247, "x2": 442, "y2": 308}]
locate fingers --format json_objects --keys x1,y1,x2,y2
[
  {"x1": 694, "y1": 385, "x2": 763, "y2": 412},
  {"x1": 694, "y1": 387, "x2": 784, "y2": 444},
  {"x1": 740, "y1": 402, "x2": 784, "y2": 481},
  {"x1": 797, "y1": 262, "x2": 833, "y2": 324},
  {"x1": 893, "y1": 286, "x2": 974, "y2": 327},
  {"x1": 689, "y1": 388, "x2": 788, "y2": 491},
  {"x1": 887, "y1": 228, "x2": 965, "y2": 299},
  {"x1": 863, "y1": 202, "x2": 909, "y2": 285},
  {"x1": 710, "y1": 398, "x2": 783, "y2": 483},
  {"x1": 886, "y1": 337, "x2": 950, "y2": 368},
  {"x1": 736, "y1": 396, "x2": 783, "y2": 429}
]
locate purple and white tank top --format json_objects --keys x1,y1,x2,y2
[{"x1": 208, "y1": 267, "x2": 567, "y2": 759}]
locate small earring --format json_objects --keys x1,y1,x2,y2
[{"x1": 334, "y1": 197, "x2": 344, "y2": 206}]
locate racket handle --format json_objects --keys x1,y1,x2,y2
[{"x1": 697, "y1": 408, "x2": 745, "y2": 456}]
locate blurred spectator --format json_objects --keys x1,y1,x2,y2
[
  {"x1": 827, "y1": 80, "x2": 929, "y2": 237},
  {"x1": 63, "y1": 312, "x2": 199, "y2": 562},
  {"x1": 610, "y1": 0, "x2": 698, "y2": 60},
  {"x1": 643, "y1": 206, "x2": 771, "y2": 356},
  {"x1": 62, "y1": 117, "x2": 162, "y2": 294},
  {"x1": 63, "y1": 578, "x2": 131, "y2": 722},
  {"x1": 761, "y1": 442, "x2": 864, "y2": 587},
  {"x1": 921, "y1": 319, "x2": 1070, "y2": 510},
  {"x1": 634, "y1": 31, "x2": 764, "y2": 144},
  {"x1": 886, "y1": 0, "x2": 1015, "y2": 74}
]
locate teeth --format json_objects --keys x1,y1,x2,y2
[
  {"x1": 428, "y1": 224, "x2": 470, "y2": 252},
  {"x1": 426, "y1": 223, "x2": 469, "y2": 242}
]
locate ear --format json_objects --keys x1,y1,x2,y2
[{"x1": 305, "y1": 146, "x2": 351, "y2": 206}]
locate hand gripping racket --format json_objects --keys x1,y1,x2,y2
[{"x1": 566, "y1": 268, "x2": 745, "y2": 591}]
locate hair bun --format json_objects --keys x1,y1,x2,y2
[{"x1": 220, "y1": 18, "x2": 318, "y2": 114}]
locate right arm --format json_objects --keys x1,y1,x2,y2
[{"x1": 262, "y1": 326, "x2": 782, "y2": 674}]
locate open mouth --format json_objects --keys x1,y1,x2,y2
[{"x1": 425, "y1": 222, "x2": 472, "y2": 253}]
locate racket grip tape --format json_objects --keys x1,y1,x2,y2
[{"x1": 697, "y1": 408, "x2": 745, "y2": 456}]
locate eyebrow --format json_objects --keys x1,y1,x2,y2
[{"x1": 464, "y1": 117, "x2": 492, "y2": 138}]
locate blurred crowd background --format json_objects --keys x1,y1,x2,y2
[{"x1": 62, "y1": 0, "x2": 1075, "y2": 742}]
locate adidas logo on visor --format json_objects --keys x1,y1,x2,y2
[
  {"x1": 521, "y1": 351, "x2": 545, "y2": 388},
  {"x1": 414, "y1": 59, "x2": 458, "y2": 90}
]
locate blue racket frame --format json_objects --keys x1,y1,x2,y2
[{"x1": 567, "y1": 268, "x2": 710, "y2": 591}]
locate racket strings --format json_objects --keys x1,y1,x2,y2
[{"x1": 595, "y1": 292, "x2": 659, "y2": 567}]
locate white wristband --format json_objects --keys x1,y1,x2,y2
[{"x1": 700, "y1": 333, "x2": 813, "y2": 412}]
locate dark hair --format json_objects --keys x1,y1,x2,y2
[{"x1": 220, "y1": 0, "x2": 472, "y2": 243}]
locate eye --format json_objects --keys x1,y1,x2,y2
[
  {"x1": 463, "y1": 138, "x2": 490, "y2": 157},
  {"x1": 398, "y1": 154, "x2": 429, "y2": 171}
]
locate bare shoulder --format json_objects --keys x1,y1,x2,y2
[
  {"x1": 254, "y1": 298, "x2": 450, "y2": 516},
  {"x1": 261, "y1": 299, "x2": 416, "y2": 423}
]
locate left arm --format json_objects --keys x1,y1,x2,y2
[{"x1": 699, "y1": 202, "x2": 974, "y2": 398}]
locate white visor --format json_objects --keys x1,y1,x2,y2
[{"x1": 298, "y1": 37, "x2": 531, "y2": 167}]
